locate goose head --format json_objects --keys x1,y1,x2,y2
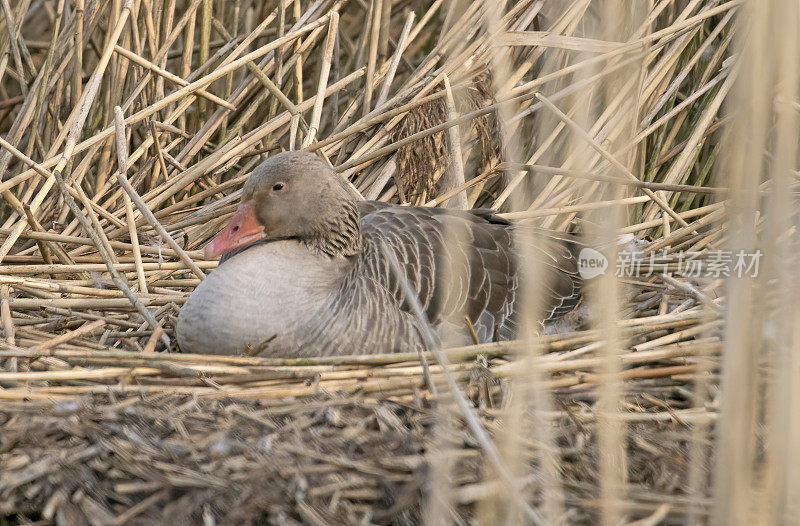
[{"x1": 205, "y1": 151, "x2": 362, "y2": 259}]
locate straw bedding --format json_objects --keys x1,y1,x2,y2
[
  {"x1": 0, "y1": 379, "x2": 709, "y2": 524},
  {"x1": 0, "y1": 306, "x2": 720, "y2": 523}
]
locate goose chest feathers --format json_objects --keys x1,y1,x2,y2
[{"x1": 177, "y1": 151, "x2": 582, "y2": 357}]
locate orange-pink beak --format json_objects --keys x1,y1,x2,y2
[{"x1": 204, "y1": 200, "x2": 266, "y2": 258}]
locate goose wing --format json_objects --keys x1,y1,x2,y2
[{"x1": 357, "y1": 203, "x2": 581, "y2": 341}]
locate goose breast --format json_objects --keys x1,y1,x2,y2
[{"x1": 177, "y1": 241, "x2": 347, "y2": 355}]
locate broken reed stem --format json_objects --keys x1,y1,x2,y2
[
  {"x1": 21, "y1": 206, "x2": 53, "y2": 266},
  {"x1": 0, "y1": 284, "x2": 15, "y2": 372},
  {"x1": 362, "y1": 0, "x2": 383, "y2": 113},
  {"x1": 113, "y1": 44, "x2": 236, "y2": 110},
  {"x1": 114, "y1": 107, "x2": 148, "y2": 294},
  {"x1": 303, "y1": 10, "x2": 338, "y2": 146},
  {"x1": 32, "y1": 319, "x2": 105, "y2": 351},
  {"x1": 442, "y1": 74, "x2": 467, "y2": 210},
  {"x1": 50, "y1": 166, "x2": 168, "y2": 344},
  {"x1": 115, "y1": 171, "x2": 206, "y2": 281},
  {"x1": 375, "y1": 10, "x2": 415, "y2": 109},
  {"x1": 142, "y1": 326, "x2": 164, "y2": 353},
  {"x1": 534, "y1": 92, "x2": 692, "y2": 230}
]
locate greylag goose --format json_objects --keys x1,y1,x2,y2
[{"x1": 177, "y1": 151, "x2": 582, "y2": 356}]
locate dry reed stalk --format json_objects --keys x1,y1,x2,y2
[
  {"x1": 0, "y1": 261, "x2": 217, "y2": 274},
  {"x1": 712, "y1": 1, "x2": 784, "y2": 523},
  {"x1": 113, "y1": 110, "x2": 205, "y2": 281},
  {"x1": 478, "y1": 2, "x2": 567, "y2": 523},
  {"x1": 113, "y1": 44, "x2": 235, "y2": 110},
  {"x1": 0, "y1": 283, "x2": 15, "y2": 371},
  {"x1": 536, "y1": 91, "x2": 689, "y2": 230},
  {"x1": 30, "y1": 319, "x2": 105, "y2": 351},
  {"x1": 362, "y1": 0, "x2": 383, "y2": 114},
  {"x1": 374, "y1": 10, "x2": 414, "y2": 110},
  {"x1": 302, "y1": 10, "x2": 337, "y2": 146},
  {"x1": 754, "y1": 3, "x2": 800, "y2": 521},
  {"x1": 441, "y1": 74, "x2": 467, "y2": 210},
  {"x1": 114, "y1": 107, "x2": 148, "y2": 293}
]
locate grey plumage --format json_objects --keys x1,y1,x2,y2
[{"x1": 177, "y1": 151, "x2": 582, "y2": 357}]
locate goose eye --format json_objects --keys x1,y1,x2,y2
[{"x1": 272, "y1": 182, "x2": 285, "y2": 192}]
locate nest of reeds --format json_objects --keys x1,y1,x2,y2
[
  {"x1": 0, "y1": 0, "x2": 757, "y2": 523},
  {"x1": 0, "y1": 302, "x2": 723, "y2": 523},
  {"x1": 0, "y1": 326, "x2": 714, "y2": 524}
]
